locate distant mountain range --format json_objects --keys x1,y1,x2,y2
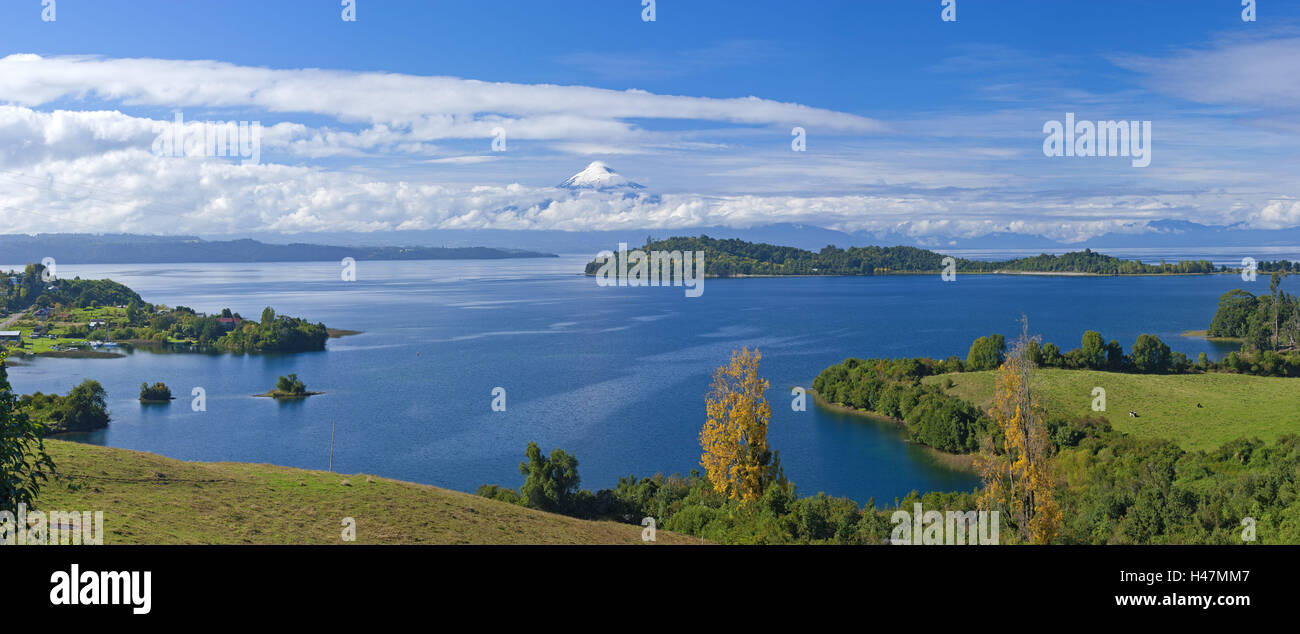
[
  {"x1": 225, "y1": 219, "x2": 1300, "y2": 256},
  {"x1": 5, "y1": 160, "x2": 1296, "y2": 261},
  {"x1": 4, "y1": 219, "x2": 1299, "y2": 267},
  {"x1": 0, "y1": 234, "x2": 556, "y2": 265}
]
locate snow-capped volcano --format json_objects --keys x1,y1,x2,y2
[{"x1": 558, "y1": 161, "x2": 644, "y2": 190}]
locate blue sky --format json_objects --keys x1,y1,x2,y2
[{"x1": 1, "y1": 0, "x2": 1299, "y2": 243}]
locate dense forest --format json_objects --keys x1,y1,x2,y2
[
  {"x1": 1208, "y1": 279, "x2": 1299, "y2": 349},
  {"x1": 584, "y1": 236, "x2": 1221, "y2": 277},
  {"x1": 1, "y1": 263, "x2": 144, "y2": 313},
  {"x1": 812, "y1": 356, "x2": 993, "y2": 453}
]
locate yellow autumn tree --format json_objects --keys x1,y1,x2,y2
[
  {"x1": 700, "y1": 347, "x2": 782, "y2": 502},
  {"x1": 977, "y1": 319, "x2": 1062, "y2": 544}
]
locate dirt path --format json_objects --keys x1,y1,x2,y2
[{"x1": 0, "y1": 308, "x2": 28, "y2": 330}]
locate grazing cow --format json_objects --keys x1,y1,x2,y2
[
  {"x1": 1196, "y1": 403, "x2": 1203, "y2": 408},
  {"x1": 1128, "y1": 411, "x2": 1139, "y2": 418}
]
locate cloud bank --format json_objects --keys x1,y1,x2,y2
[{"x1": 0, "y1": 45, "x2": 1297, "y2": 242}]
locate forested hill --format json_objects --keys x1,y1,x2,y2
[
  {"x1": 1, "y1": 264, "x2": 143, "y2": 313},
  {"x1": 583, "y1": 236, "x2": 1222, "y2": 277},
  {"x1": 0, "y1": 234, "x2": 556, "y2": 264}
]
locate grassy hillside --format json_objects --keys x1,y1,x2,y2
[
  {"x1": 32, "y1": 440, "x2": 698, "y2": 545},
  {"x1": 924, "y1": 369, "x2": 1300, "y2": 452}
]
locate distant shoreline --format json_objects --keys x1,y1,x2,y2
[
  {"x1": 0, "y1": 234, "x2": 558, "y2": 264},
  {"x1": 585, "y1": 270, "x2": 1231, "y2": 279}
]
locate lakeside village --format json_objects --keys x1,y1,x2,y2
[
  {"x1": 1, "y1": 300, "x2": 251, "y2": 358},
  {"x1": 0, "y1": 264, "x2": 330, "y2": 359}
]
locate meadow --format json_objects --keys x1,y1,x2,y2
[
  {"x1": 926, "y1": 369, "x2": 1300, "y2": 451},
  {"x1": 33, "y1": 440, "x2": 695, "y2": 545}
]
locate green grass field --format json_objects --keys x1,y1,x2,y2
[
  {"x1": 33, "y1": 440, "x2": 698, "y2": 545},
  {"x1": 924, "y1": 369, "x2": 1300, "y2": 452}
]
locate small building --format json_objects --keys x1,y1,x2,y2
[
  {"x1": 217, "y1": 317, "x2": 244, "y2": 330},
  {"x1": 0, "y1": 331, "x2": 21, "y2": 343},
  {"x1": 89, "y1": 319, "x2": 107, "y2": 328}
]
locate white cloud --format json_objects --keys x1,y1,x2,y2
[
  {"x1": 1114, "y1": 37, "x2": 1300, "y2": 108},
  {"x1": 0, "y1": 48, "x2": 1299, "y2": 242},
  {"x1": 1253, "y1": 199, "x2": 1300, "y2": 230},
  {"x1": 0, "y1": 54, "x2": 886, "y2": 140}
]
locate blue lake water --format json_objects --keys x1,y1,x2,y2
[{"x1": 2, "y1": 257, "x2": 1283, "y2": 506}]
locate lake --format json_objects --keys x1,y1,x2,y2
[{"x1": 2, "y1": 257, "x2": 1283, "y2": 506}]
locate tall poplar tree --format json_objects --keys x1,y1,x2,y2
[
  {"x1": 977, "y1": 320, "x2": 1062, "y2": 544},
  {"x1": 700, "y1": 348, "x2": 782, "y2": 502}
]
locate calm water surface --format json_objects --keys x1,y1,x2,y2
[{"x1": 3, "y1": 257, "x2": 1279, "y2": 506}]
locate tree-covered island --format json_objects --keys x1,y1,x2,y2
[
  {"x1": 584, "y1": 235, "x2": 1295, "y2": 278},
  {"x1": 255, "y1": 374, "x2": 322, "y2": 399}
]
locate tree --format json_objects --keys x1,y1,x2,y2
[
  {"x1": 139, "y1": 382, "x2": 172, "y2": 401},
  {"x1": 275, "y1": 374, "x2": 306, "y2": 395},
  {"x1": 42, "y1": 380, "x2": 112, "y2": 433},
  {"x1": 977, "y1": 320, "x2": 1062, "y2": 544},
  {"x1": 0, "y1": 354, "x2": 56, "y2": 516},
  {"x1": 1080, "y1": 330, "x2": 1106, "y2": 370},
  {"x1": 261, "y1": 306, "x2": 276, "y2": 326},
  {"x1": 518, "y1": 441, "x2": 581, "y2": 513},
  {"x1": 1129, "y1": 334, "x2": 1172, "y2": 373},
  {"x1": 1040, "y1": 342, "x2": 1064, "y2": 368},
  {"x1": 1106, "y1": 339, "x2": 1125, "y2": 370},
  {"x1": 700, "y1": 347, "x2": 782, "y2": 502},
  {"x1": 966, "y1": 334, "x2": 1006, "y2": 371},
  {"x1": 1207, "y1": 289, "x2": 1258, "y2": 338},
  {"x1": 1271, "y1": 273, "x2": 1286, "y2": 351}
]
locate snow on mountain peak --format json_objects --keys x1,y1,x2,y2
[{"x1": 558, "y1": 161, "x2": 644, "y2": 190}]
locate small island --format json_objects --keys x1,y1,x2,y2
[
  {"x1": 256, "y1": 374, "x2": 322, "y2": 399},
  {"x1": 139, "y1": 381, "x2": 174, "y2": 403}
]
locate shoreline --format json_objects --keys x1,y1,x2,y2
[
  {"x1": 1179, "y1": 329, "x2": 1247, "y2": 343},
  {"x1": 583, "y1": 270, "x2": 1235, "y2": 280},
  {"x1": 809, "y1": 389, "x2": 979, "y2": 473},
  {"x1": 254, "y1": 390, "x2": 324, "y2": 399}
]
